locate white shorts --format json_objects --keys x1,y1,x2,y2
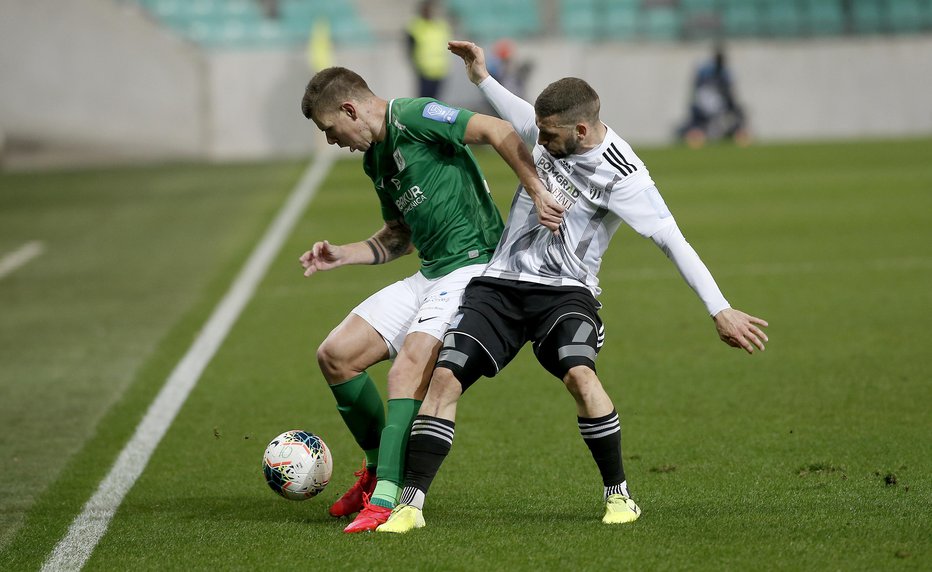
[{"x1": 351, "y1": 263, "x2": 487, "y2": 358}]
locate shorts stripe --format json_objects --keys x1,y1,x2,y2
[
  {"x1": 557, "y1": 344, "x2": 598, "y2": 361},
  {"x1": 539, "y1": 311, "x2": 596, "y2": 346},
  {"x1": 449, "y1": 331, "x2": 500, "y2": 374},
  {"x1": 572, "y1": 321, "x2": 594, "y2": 343},
  {"x1": 437, "y1": 348, "x2": 469, "y2": 368}
]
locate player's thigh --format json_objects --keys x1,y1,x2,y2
[
  {"x1": 437, "y1": 284, "x2": 527, "y2": 393},
  {"x1": 532, "y1": 298, "x2": 604, "y2": 380},
  {"x1": 318, "y1": 313, "x2": 390, "y2": 380},
  {"x1": 350, "y1": 275, "x2": 422, "y2": 358},
  {"x1": 387, "y1": 331, "x2": 442, "y2": 400}
]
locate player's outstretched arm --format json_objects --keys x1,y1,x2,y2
[
  {"x1": 299, "y1": 220, "x2": 412, "y2": 277},
  {"x1": 464, "y1": 114, "x2": 564, "y2": 232},
  {"x1": 450, "y1": 40, "x2": 537, "y2": 145},
  {"x1": 448, "y1": 40, "x2": 490, "y2": 85},
  {"x1": 712, "y1": 308, "x2": 769, "y2": 354}
]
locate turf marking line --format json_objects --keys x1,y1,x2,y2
[
  {"x1": 41, "y1": 152, "x2": 335, "y2": 572},
  {"x1": 0, "y1": 240, "x2": 44, "y2": 280}
]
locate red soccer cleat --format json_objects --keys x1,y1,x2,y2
[
  {"x1": 343, "y1": 493, "x2": 392, "y2": 533},
  {"x1": 328, "y1": 460, "x2": 376, "y2": 517}
]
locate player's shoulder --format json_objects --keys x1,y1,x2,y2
[
  {"x1": 394, "y1": 98, "x2": 470, "y2": 127},
  {"x1": 590, "y1": 126, "x2": 652, "y2": 188},
  {"x1": 601, "y1": 125, "x2": 633, "y2": 149},
  {"x1": 598, "y1": 128, "x2": 642, "y2": 165}
]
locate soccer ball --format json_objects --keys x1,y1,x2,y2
[{"x1": 262, "y1": 430, "x2": 332, "y2": 501}]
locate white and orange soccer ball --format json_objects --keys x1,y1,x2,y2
[{"x1": 262, "y1": 430, "x2": 332, "y2": 500}]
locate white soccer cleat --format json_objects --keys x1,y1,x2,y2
[{"x1": 602, "y1": 494, "x2": 641, "y2": 524}]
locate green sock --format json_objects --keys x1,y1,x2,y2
[
  {"x1": 371, "y1": 398, "x2": 421, "y2": 508},
  {"x1": 329, "y1": 372, "x2": 385, "y2": 469},
  {"x1": 371, "y1": 481, "x2": 401, "y2": 509}
]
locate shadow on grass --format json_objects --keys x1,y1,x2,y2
[{"x1": 121, "y1": 494, "x2": 338, "y2": 525}]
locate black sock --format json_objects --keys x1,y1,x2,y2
[
  {"x1": 399, "y1": 415, "x2": 455, "y2": 510},
  {"x1": 579, "y1": 410, "x2": 628, "y2": 497}
]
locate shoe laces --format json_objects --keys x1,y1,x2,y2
[
  {"x1": 346, "y1": 460, "x2": 373, "y2": 494},
  {"x1": 361, "y1": 492, "x2": 373, "y2": 510},
  {"x1": 360, "y1": 493, "x2": 392, "y2": 515}
]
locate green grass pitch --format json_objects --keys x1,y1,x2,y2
[{"x1": 0, "y1": 138, "x2": 930, "y2": 570}]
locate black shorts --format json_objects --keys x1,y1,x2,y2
[{"x1": 440, "y1": 276, "x2": 604, "y2": 389}]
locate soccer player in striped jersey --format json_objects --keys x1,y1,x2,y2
[
  {"x1": 299, "y1": 67, "x2": 552, "y2": 532},
  {"x1": 378, "y1": 42, "x2": 769, "y2": 533}
]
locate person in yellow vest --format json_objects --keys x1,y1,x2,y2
[{"x1": 406, "y1": 0, "x2": 451, "y2": 99}]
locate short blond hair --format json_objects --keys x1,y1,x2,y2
[{"x1": 301, "y1": 67, "x2": 373, "y2": 120}]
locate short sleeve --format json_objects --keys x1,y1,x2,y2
[{"x1": 395, "y1": 98, "x2": 475, "y2": 147}]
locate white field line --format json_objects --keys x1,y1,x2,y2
[
  {"x1": 0, "y1": 240, "x2": 45, "y2": 280},
  {"x1": 41, "y1": 152, "x2": 335, "y2": 572}
]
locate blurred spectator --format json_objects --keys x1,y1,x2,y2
[
  {"x1": 307, "y1": 18, "x2": 333, "y2": 72},
  {"x1": 677, "y1": 45, "x2": 749, "y2": 148},
  {"x1": 486, "y1": 39, "x2": 533, "y2": 101},
  {"x1": 257, "y1": 0, "x2": 279, "y2": 20},
  {"x1": 406, "y1": 0, "x2": 452, "y2": 98}
]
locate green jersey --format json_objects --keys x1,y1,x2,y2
[{"x1": 363, "y1": 98, "x2": 504, "y2": 279}]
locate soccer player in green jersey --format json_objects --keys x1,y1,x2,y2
[{"x1": 298, "y1": 67, "x2": 559, "y2": 533}]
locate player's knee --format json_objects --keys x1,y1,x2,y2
[
  {"x1": 429, "y1": 367, "x2": 463, "y2": 402},
  {"x1": 386, "y1": 358, "x2": 430, "y2": 400},
  {"x1": 430, "y1": 365, "x2": 458, "y2": 387},
  {"x1": 316, "y1": 335, "x2": 352, "y2": 382},
  {"x1": 418, "y1": 367, "x2": 463, "y2": 417},
  {"x1": 562, "y1": 365, "x2": 601, "y2": 399}
]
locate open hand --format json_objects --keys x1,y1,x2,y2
[
  {"x1": 298, "y1": 240, "x2": 342, "y2": 277},
  {"x1": 448, "y1": 40, "x2": 490, "y2": 85},
  {"x1": 713, "y1": 308, "x2": 769, "y2": 354}
]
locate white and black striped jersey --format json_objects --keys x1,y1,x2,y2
[
  {"x1": 477, "y1": 76, "x2": 730, "y2": 315},
  {"x1": 483, "y1": 126, "x2": 674, "y2": 298}
]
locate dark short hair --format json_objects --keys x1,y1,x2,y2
[
  {"x1": 534, "y1": 77, "x2": 600, "y2": 124},
  {"x1": 301, "y1": 67, "x2": 373, "y2": 120}
]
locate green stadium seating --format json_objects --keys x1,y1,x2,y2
[
  {"x1": 680, "y1": 0, "x2": 718, "y2": 9},
  {"x1": 137, "y1": 0, "x2": 371, "y2": 49},
  {"x1": 137, "y1": 0, "x2": 932, "y2": 48},
  {"x1": 642, "y1": 7, "x2": 683, "y2": 40},
  {"x1": 560, "y1": 0, "x2": 600, "y2": 41},
  {"x1": 851, "y1": 0, "x2": 885, "y2": 33},
  {"x1": 723, "y1": 0, "x2": 762, "y2": 37},
  {"x1": 888, "y1": 0, "x2": 924, "y2": 32},
  {"x1": 762, "y1": 1, "x2": 804, "y2": 37},
  {"x1": 604, "y1": 0, "x2": 640, "y2": 40},
  {"x1": 450, "y1": 0, "x2": 541, "y2": 42},
  {"x1": 680, "y1": 0, "x2": 722, "y2": 40},
  {"x1": 806, "y1": 0, "x2": 845, "y2": 35}
]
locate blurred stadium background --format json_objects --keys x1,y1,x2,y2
[
  {"x1": 1, "y1": 1, "x2": 931, "y2": 569},
  {"x1": 2, "y1": 0, "x2": 931, "y2": 167}
]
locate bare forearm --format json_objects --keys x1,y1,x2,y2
[
  {"x1": 331, "y1": 223, "x2": 412, "y2": 267},
  {"x1": 489, "y1": 129, "x2": 545, "y2": 197},
  {"x1": 367, "y1": 224, "x2": 413, "y2": 264},
  {"x1": 465, "y1": 114, "x2": 562, "y2": 231}
]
